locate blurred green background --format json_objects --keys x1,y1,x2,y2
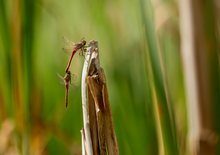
[{"x1": 0, "y1": 0, "x2": 219, "y2": 154}]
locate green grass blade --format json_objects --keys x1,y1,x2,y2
[{"x1": 139, "y1": 0, "x2": 179, "y2": 154}]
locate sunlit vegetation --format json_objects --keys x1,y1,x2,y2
[{"x1": 0, "y1": 0, "x2": 219, "y2": 154}]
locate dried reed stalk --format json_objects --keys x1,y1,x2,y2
[
  {"x1": 179, "y1": 0, "x2": 218, "y2": 154},
  {"x1": 81, "y1": 40, "x2": 119, "y2": 155}
]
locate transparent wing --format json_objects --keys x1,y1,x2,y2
[
  {"x1": 62, "y1": 36, "x2": 75, "y2": 46},
  {"x1": 62, "y1": 36, "x2": 75, "y2": 54},
  {"x1": 56, "y1": 72, "x2": 77, "y2": 87},
  {"x1": 62, "y1": 37, "x2": 87, "y2": 55}
]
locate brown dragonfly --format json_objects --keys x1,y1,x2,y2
[{"x1": 63, "y1": 70, "x2": 72, "y2": 108}]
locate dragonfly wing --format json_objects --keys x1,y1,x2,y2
[{"x1": 62, "y1": 36, "x2": 75, "y2": 46}]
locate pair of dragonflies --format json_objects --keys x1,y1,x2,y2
[{"x1": 62, "y1": 38, "x2": 87, "y2": 108}]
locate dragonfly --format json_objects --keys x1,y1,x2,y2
[
  {"x1": 58, "y1": 71, "x2": 77, "y2": 108},
  {"x1": 63, "y1": 37, "x2": 87, "y2": 73},
  {"x1": 63, "y1": 70, "x2": 72, "y2": 108}
]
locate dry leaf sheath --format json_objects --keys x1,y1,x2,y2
[{"x1": 81, "y1": 40, "x2": 119, "y2": 155}]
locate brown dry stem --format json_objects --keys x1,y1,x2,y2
[
  {"x1": 179, "y1": 0, "x2": 219, "y2": 154},
  {"x1": 81, "y1": 40, "x2": 119, "y2": 155}
]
